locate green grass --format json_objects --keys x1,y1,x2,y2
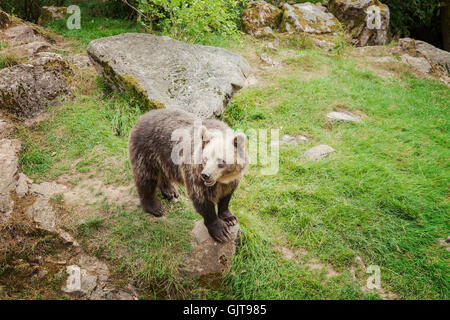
[
  {"x1": 46, "y1": 14, "x2": 142, "y2": 46},
  {"x1": 16, "y1": 19, "x2": 450, "y2": 299}
]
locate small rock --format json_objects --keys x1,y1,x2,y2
[
  {"x1": 265, "y1": 42, "x2": 278, "y2": 51},
  {"x1": 260, "y1": 53, "x2": 280, "y2": 67},
  {"x1": 26, "y1": 196, "x2": 57, "y2": 232},
  {"x1": 253, "y1": 26, "x2": 274, "y2": 38},
  {"x1": 313, "y1": 38, "x2": 336, "y2": 50},
  {"x1": 0, "y1": 120, "x2": 12, "y2": 138},
  {"x1": 375, "y1": 56, "x2": 395, "y2": 63},
  {"x1": 62, "y1": 265, "x2": 82, "y2": 294},
  {"x1": 185, "y1": 220, "x2": 241, "y2": 278},
  {"x1": 67, "y1": 54, "x2": 92, "y2": 69},
  {"x1": 6, "y1": 41, "x2": 51, "y2": 58},
  {"x1": 246, "y1": 75, "x2": 258, "y2": 86},
  {"x1": 271, "y1": 134, "x2": 309, "y2": 146},
  {"x1": 401, "y1": 54, "x2": 432, "y2": 74},
  {"x1": 305, "y1": 144, "x2": 335, "y2": 161},
  {"x1": 327, "y1": 111, "x2": 361, "y2": 122},
  {"x1": 16, "y1": 172, "x2": 33, "y2": 197},
  {"x1": 30, "y1": 181, "x2": 67, "y2": 198}
]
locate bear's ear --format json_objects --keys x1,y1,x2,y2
[
  {"x1": 200, "y1": 125, "x2": 213, "y2": 143},
  {"x1": 234, "y1": 132, "x2": 247, "y2": 151}
]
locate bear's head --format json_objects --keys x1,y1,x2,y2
[{"x1": 199, "y1": 126, "x2": 248, "y2": 187}]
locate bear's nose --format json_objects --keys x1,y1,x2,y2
[{"x1": 201, "y1": 173, "x2": 210, "y2": 181}]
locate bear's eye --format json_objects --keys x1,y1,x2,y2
[{"x1": 217, "y1": 158, "x2": 226, "y2": 168}]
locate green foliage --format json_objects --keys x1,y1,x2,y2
[
  {"x1": 131, "y1": 0, "x2": 243, "y2": 42},
  {"x1": 384, "y1": 0, "x2": 443, "y2": 36},
  {"x1": 332, "y1": 23, "x2": 349, "y2": 57}
]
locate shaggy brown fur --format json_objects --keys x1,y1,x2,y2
[{"x1": 128, "y1": 108, "x2": 248, "y2": 242}]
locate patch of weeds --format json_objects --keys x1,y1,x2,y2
[
  {"x1": 333, "y1": 23, "x2": 350, "y2": 57},
  {"x1": 77, "y1": 217, "x2": 105, "y2": 237},
  {"x1": 0, "y1": 41, "x2": 9, "y2": 50},
  {"x1": 0, "y1": 52, "x2": 24, "y2": 69},
  {"x1": 281, "y1": 33, "x2": 314, "y2": 50}
]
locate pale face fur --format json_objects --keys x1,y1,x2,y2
[{"x1": 200, "y1": 126, "x2": 248, "y2": 187}]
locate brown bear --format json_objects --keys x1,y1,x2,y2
[{"x1": 128, "y1": 108, "x2": 248, "y2": 242}]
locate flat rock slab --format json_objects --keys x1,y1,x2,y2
[
  {"x1": 305, "y1": 144, "x2": 336, "y2": 161},
  {"x1": 327, "y1": 111, "x2": 361, "y2": 122},
  {"x1": 87, "y1": 33, "x2": 250, "y2": 119},
  {"x1": 2, "y1": 25, "x2": 47, "y2": 44},
  {"x1": 6, "y1": 41, "x2": 51, "y2": 58},
  {"x1": 185, "y1": 220, "x2": 241, "y2": 278},
  {"x1": 401, "y1": 54, "x2": 432, "y2": 74}
]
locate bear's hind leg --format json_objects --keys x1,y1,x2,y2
[{"x1": 136, "y1": 176, "x2": 165, "y2": 217}]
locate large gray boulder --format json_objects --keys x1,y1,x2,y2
[
  {"x1": 328, "y1": 0, "x2": 390, "y2": 46},
  {"x1": 0, "y1": 53, "x2": 72, "y2": 119},
  {"x1": 87, "y1": 33, "x2": 250, "y2": 119}
]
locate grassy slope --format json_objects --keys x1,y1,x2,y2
[{"x1": 17, "y1": 15, "x2": 450, "y2": 299}]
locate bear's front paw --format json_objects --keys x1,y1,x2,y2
[
  {"x1": 160, "y1": 183, "x2": 179, "y2": 201},
  {"x1": 206, "y1": 219, "x2": 231, "y2": 243},
  {"x1": 218, "y1": 210, "x2": 238, "y2": 226},
  {"x1": 141, "y1": 199, "x2": 165, "y2": 217}
]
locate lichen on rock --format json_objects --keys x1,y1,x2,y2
[
  {"x1": 280, "y1": 2, "x2": 339, "y2": 34},
  {"x1": 87, "y1": 33, "x2": 250, "y2": 119},
  {"x1": 241, "y1": 1, "x2": 282, "y2": 36},
  {"x1": 0, "y1": 53, "x2": 73, "y2": 119}
]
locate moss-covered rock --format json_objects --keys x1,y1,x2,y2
[
  {"x1": 328, "y1": 0, "x2": 390, "y2": 46},
  {"x1": 280, "y1": 2, "x2": 339, "y2": 34},
  {"x1": 38, "y1": 6, "x2": 67, "y2": 26},
  {"x1": 0, "y1": 53, "x2": 72, "y2": 119},
  {"x1": 241, "y1": 1, "x2": 282, "y2": 36}
]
